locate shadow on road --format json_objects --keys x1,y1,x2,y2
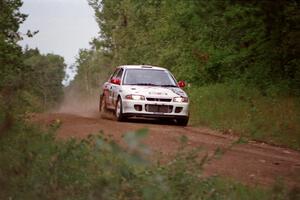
[
  {"x1": 123, "y1": 117, "x2": 178, "y2": 126},
  {"x1": 100, "y1": 110, "x2": 180, "y2": 126}
]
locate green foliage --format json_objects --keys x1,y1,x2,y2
[
  {"x1": 0, "y1": 0, "x2": 27, "y2": 89},
  {"x1": 0, "y1": 47, "x2": 66, "y2": 131},
  {"x1": 83, "y1": 0, "x2": 300, "y2": 95},
  {"x1": 0, "y1": 0, "x2": 27, "y2": 130},
  {"x1": 188, "y1": 83, "x2": 300, "y2": 150},
  {"x1": 23, "y1": 48, "x2": 66, "y2": 109},
  {"x1": 0, "y1": 124, "x2": 288, "y2": 199}
]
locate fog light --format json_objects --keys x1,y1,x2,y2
[
  {"x1": 134, "y1": 105, "x2": 142, "y2": 111},
  {"x1": 175, "y1": 107, "x2": 183, "y2": 113}
]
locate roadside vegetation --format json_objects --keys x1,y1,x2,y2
[
  {"x1": 188, "y1": 83, "x2": 300, "y2": 150},
  {"x1": 0, "y1": 123, "x2": 293, "y2": 199}
]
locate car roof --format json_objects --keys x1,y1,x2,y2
[{"x1": 118, "y1": 65, "x2": 167, "y2": 71}]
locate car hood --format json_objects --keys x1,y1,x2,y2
[{"x1": 121, "y1": 85, "x2": 188, "y2": 98}]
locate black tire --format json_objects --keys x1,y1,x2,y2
[
  {"x1": 115, "y1": 97, "x2": 126, "y2": 122},
  {"x1": 176, "y1": 117, "x2": 189, "y2": 126}
]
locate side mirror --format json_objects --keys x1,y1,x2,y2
[
  {"x1": 178, "y1": 80, "x2": 186, "y2": 88},
  {"x1": 111, "y1": 78, "x2": 121, "y2": 85}
]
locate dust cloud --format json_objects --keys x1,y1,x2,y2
[{"x1": 54, "y1": 85, "x2": 100, "y2": 118}]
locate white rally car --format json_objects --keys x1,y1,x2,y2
[{"x1": 99, "y1": 65, "x2": 189, "y2": 126}]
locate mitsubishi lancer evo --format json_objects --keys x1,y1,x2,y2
[{"x1": 99, "y1": 65, "x2": 189, "y2": 126}]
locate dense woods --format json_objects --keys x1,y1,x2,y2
[
  {"x1": 0, "y1": 0, "x2": 65, "y2": 132},
  {"x1": 72, "y1": 0, "x2": 300, "y2": 96}
]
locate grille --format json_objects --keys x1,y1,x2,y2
[
  {"x1": 145, "y1": 105, "x2": 173, "y2": 113},
  {"x1": 146, "y1": 98, "x2": 172, "y2": 102}
]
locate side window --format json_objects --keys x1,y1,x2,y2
[
  {"x1": 116, "y1": 68, "x2": 123, "y2": 79},
  {"x1": 110, "y1": 68, "x2": 120, "y2": 80}
]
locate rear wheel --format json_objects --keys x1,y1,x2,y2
[
  {"x1": 115, "y1": 97, "x2": 126, "y2": 121},
  {"x1": 99, "y1": 95, "x2": 107, "y2": 118},
  {"x1": 176, "y1": 117, "x2": 189, "y2": 126}
]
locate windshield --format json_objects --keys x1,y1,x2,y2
[{"x1": 123, "y1": 69, "x2": 177, "y2": 87}]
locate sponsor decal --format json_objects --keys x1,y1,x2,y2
[
  {"x1": 168, "y1": 88, "x2": 186, "y2": 97},
  {"x1": 148, "y1": 92, "x2": 168, "y2": 95}
]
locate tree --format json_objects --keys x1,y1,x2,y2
[
  {"x1": 23, "y1": 49, "x2": 66, "y2": 109},
  {"x1": 85, "y1": 0, "x2": 299, "y2": 95},
  {"x1": 0, "y1": 0, "x2": 27, "y2": 132}
]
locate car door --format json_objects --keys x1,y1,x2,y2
[
  {"x1": 111, "y1": 68, "x2": 124, "y2": 107},
  {"x1": 106, "y1": 68, "x2": 120, "y2": 109}
]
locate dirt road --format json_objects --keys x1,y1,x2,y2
[{"x1": 34, "y1": 112, "x2": 300, "y2": 188}]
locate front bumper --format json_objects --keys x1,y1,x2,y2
[{"x1": 122, "y1": 99, "x2": 189, "y2": 118}]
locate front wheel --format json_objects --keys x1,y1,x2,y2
[
  {"x1": 115, "y1": 97, "x2": 126, "y2": 122},
  {"x1": 176, "y1": 117, "x2": 189, "y2": 126}
]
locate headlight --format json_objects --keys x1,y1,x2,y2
[
  {"x1": 173, "y1": 97, "x2": 188, "y2": 103},
  {"x1": 125, "y1": 94, "x2": 145, "y2": 100}
]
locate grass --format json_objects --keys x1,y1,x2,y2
[
  {"x1": 188, "y1": 83, "x2": 300, "y2": 150},
  {"x1": 0, "y1": 122, "x2": 293, "y2": 200}
]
